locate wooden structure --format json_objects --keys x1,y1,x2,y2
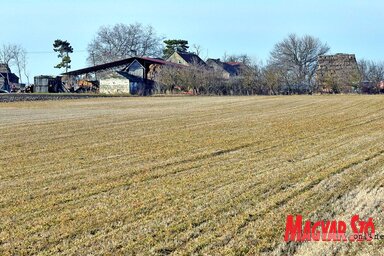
[
  {"x1": 63, "y1": 57, "x2": 180, "y2": 95},
  {"x1": 0, "y1": 64, "x2": 19, "y2": 92},
  {"x1": 34, "y1": 76, "x2": 64, "y2": 93}
]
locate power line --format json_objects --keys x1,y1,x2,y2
[{"x1": 26, "y1": 50, "x2": 88, "y2": 54}]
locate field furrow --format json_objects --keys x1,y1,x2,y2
[{"x1": 0, "y1": 95, "x2": 383, "y2": 255}]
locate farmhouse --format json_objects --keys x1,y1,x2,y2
[
  {"x1": 0, "y1": 64, "x2": 19, "y2": 92},
  {"x1": 59, "y1": 51, "x2": 254, "y2": 95},
  {"x1": 316, "y1": 53, "x2": 360, "y2": 93},
  {"x1": 63, "y1": 57, "x2": 179, "y2": 95},
  {"x1": 206, "y1": 58, "x2": 248, "y2": 79},
  {"x1": 167, "y1": 51, "x2": 206, "y2": 67}
]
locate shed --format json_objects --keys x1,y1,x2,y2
[
  {"x1": 64, "y1": 57, "x2": 181, "y2": 95},
  {"x1": 34, "y1": 76, "x2": 64, "y2": 93},
  {"x1": 0, "y1": 64, "x2": 19, "y2": 91}
]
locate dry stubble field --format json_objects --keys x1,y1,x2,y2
[{"x1": 0, "y1": 95, "x2": 383, "y2": 255}]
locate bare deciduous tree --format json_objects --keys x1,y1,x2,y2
[
  {"x1": 0, "y1": 44, "x2": 28, "y2": 84},
  {"x1": 191, "y1": 44, "x2": 203, "y2": 56},
  {"x1": 261, "y1": 65, "x2": 280, "y2": 95},
  {"x1": 21, "y1": 51, "x2": 30, "y2": 85},
  {"x1": 11, "y1": 45, "x2": 27, "y2": 84},
  {"x1": 358, "y1": 59, "x2": 384, "y2": 93},
  {"x1": 222, "y1": 53, "x2": 253, "y2": 66},
  {"x1": 359, "y1": 59, "x2": 384, "y2": 83},
  {"x1": 0, "y1": 44, "x2": 16, "y2": 66},
  {"x1": 87, "y1": 23, "x2": 164, "y2": 65},
  {"x1": 269, "y1": 34, "x2": 330, "y2": 90},
  {"x1": 157, "y1": 60, "x2": 265, "y2": 96}
]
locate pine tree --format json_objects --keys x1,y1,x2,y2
[
  {"x1": 163, "y1": 40, "x2": 189, "y2": 59},
  {"x1": 53, "y1": 39, "x2": 74, "y2": 73}
]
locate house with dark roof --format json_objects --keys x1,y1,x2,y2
[
  {"x1": 167, "y1": 51, "x2": 206, "y2": 67},
  {"x1": 206, "y1": 59, "x2": 248, "y2": 79},
  {"x1": 0, "y1": 64, "x2": 19, "y2": 92}
]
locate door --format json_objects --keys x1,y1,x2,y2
[{"x1": 130, "y1": 82, "x2": 138, "y2": 95}]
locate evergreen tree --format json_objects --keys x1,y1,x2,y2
[
  {"x1": 163, "y1": 40, "x2": 189, "y2": 59},
  {"x1": 53, "y1": 39, "x2": 73, "y2": 73}
]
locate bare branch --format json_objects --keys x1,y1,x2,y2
[
  {"x1": 87, "y1": 23, "x2": 164, "y2": 65},
  {"x1": 269, "y1": 33, "x2": 330, "y2": 90}
]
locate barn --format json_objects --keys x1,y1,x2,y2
[
  {"x1": 0, "y1": 64, "x2": 19, "y2": 92},
  {"x1": 63, "y1": 57, "x2": 175, "y2": 95}
]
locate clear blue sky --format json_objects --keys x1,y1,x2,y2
[{"x1": 2, "y1": 0, "x2": 383, "y2": 82}]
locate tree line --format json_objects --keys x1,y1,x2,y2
[
  {"x1": 84, "y1": 22, "x2": 383, "y2": 95},
  {"x1": 1, "y1": 22, "x2": 383, "y2": 94}
]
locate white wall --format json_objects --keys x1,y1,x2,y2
[{"x1": 99, "y1": 77, "x2": 130, "y2": 94}]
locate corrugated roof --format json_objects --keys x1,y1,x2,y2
[{"x1": 62, "y1": 57, "x2": 185, "y2": 76}]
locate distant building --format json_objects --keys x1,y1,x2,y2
[
  {"x1": 63, "y1": 57, "x2": 179, "y2": 95},
  {"x1": 167, "y1": 51, "x2": 206, "y2": 67},
  {"x1": 316, "y1": 53, "x2": 360, "y2": 93},
  {"x1": 206, "y1": 59, "x2": 247, "y2": 79},
  {"x1": 34, "y1": 76, "x2": 64, "y2": 93},
  {"x1": 0, "y1": 64, "x2": 19, "y2": 92},
  {"x1": 98, "y1": 59, "x2": 157, "y2": 95}
]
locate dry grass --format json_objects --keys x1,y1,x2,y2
[{"x1": 0, "y1": 95, "x2": 383, "y2": 255}]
